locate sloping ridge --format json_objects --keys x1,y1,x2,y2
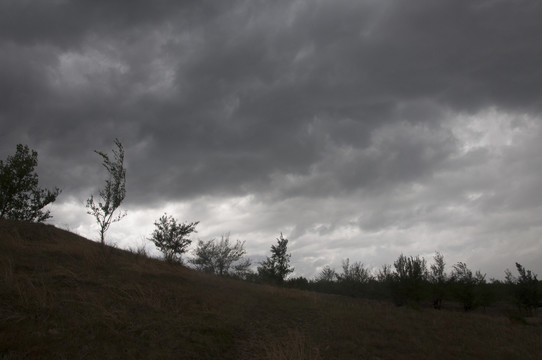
[
  {"x1": 0, "y1": 220, "x2": 299, "y2": 359},
  {"x1": 1, "y1": 220, "x2": 540, "y2": 360}
]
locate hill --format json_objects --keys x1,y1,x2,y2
[{"x1": 0, "y1": 220, "x2": 540, "y2": 359}]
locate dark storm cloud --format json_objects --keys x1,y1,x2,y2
[
  {"x1": 2, "y1": 0, "x2": 542, "y2": 207},
  {"x1": 0, "y1": 0, "x2": 209, "y2": 47}
]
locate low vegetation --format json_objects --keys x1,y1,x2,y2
[
  {"x1": 292, "y1": 252, "x2": 541, "y2": 315},
  {"x1": 1, "y1": 220, "x2": 541, "y2": 359}
]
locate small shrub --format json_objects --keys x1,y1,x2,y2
[{"x1": 148, "y1": 213, "x2": 198, "y2": 263}]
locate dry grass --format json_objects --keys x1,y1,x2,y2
[{"x1": 0, "y1": 219, "x2": 541, "y2": 359}]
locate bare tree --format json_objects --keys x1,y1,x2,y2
[{"x1": 86, "y1": 139, "x2": 126, "y2": 245}]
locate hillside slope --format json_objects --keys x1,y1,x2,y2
[{"x1": 0, "y1": 220, "x2": 540, "y2": 359}]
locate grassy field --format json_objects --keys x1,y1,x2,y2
[{"x1": 0, "y1": 219, "x2": 540, "y2": 359}]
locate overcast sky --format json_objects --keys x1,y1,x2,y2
[{"x1": 2, "y1": 0, "x2": 542, "y2": 279}]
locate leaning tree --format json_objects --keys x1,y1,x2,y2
[{"x1": 86, "y1": 139, "x2": 126, "y2": 245}]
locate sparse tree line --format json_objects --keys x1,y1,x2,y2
[
  {"x1": 0, "y1": 142, "x2": 292, "y2": 283},
  {"x1": 139, "y1": 208, "x2": 542, "y2": 315},
  {"x1": 286, "y1": 253, "x2": 541, "y2": 315},
  {"x1": 148, "y1": 219, "x2": 293, "y2": 285},
  {"x1": 1, "y1": 142, "x2": 540, "y2": 314}
]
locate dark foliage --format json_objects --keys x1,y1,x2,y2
[
  {"x1": 285, "y1": 276, "x2": 310, "y2": 290},
  {"x1": 450, "y1": 262, "x2": 487, "y2": 311},
  {"x1": 0, "y1": 144, "x2": 61, "y2": 222},
  {"x1": 428, "y1": 252, "x2": 447, "y2": 309},
  {"x1": 390, "y1": 254, "x2": 428, "y2": 306},
  {"x1": 190, "y1": 234, "x2": 251, "y2": 278},
  {"x1": 149, "y1": 213, "x2": 198, "y2": 263},
  {"x1": 506, "y1": 263, "x2": 540, "y2": 314},
  {"x1": 257, "y1": 233, "x2": 294, "y2": 284}
]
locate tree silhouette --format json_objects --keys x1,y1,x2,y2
[
  {"x1": 257, "y1": 233, "x2": 294, "y2": 284},
  {"x1": 0, "y1": 144, "x2": 61, "y2": 222},
  {"x1": 429, "y1": 252, "x2": 447, "y2": 309},
  {"x1": 86, "y1": 139, "x2": 126, "y2": 245},
  {"x1": 505, "y1": 262, "x2": 539, "y2": 313},
  {"x1": 190, "y1": 234, "x2": 251, "y2": 277},
  {"x1": 149, "y1": 213, "x2": 198, "y2": 263}
]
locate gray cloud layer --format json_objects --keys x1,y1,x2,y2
[{"x1": 2, "y1": 0, "x2": 542, "y2": 277}]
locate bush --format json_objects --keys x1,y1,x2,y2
[
  {"x1": 190, "y1": 234, "x2": 251, "y2": 278},
  {"x1": 149, "y1": 213, "x2": 198, "y2": 263}
]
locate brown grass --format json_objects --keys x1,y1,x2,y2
[{"x1": 0, "y1": 219, "x2": 541, "y2": 359}]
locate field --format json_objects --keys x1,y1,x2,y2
[{"x1": 0, "y1": 220, "x2": 540, "y2": 359}]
